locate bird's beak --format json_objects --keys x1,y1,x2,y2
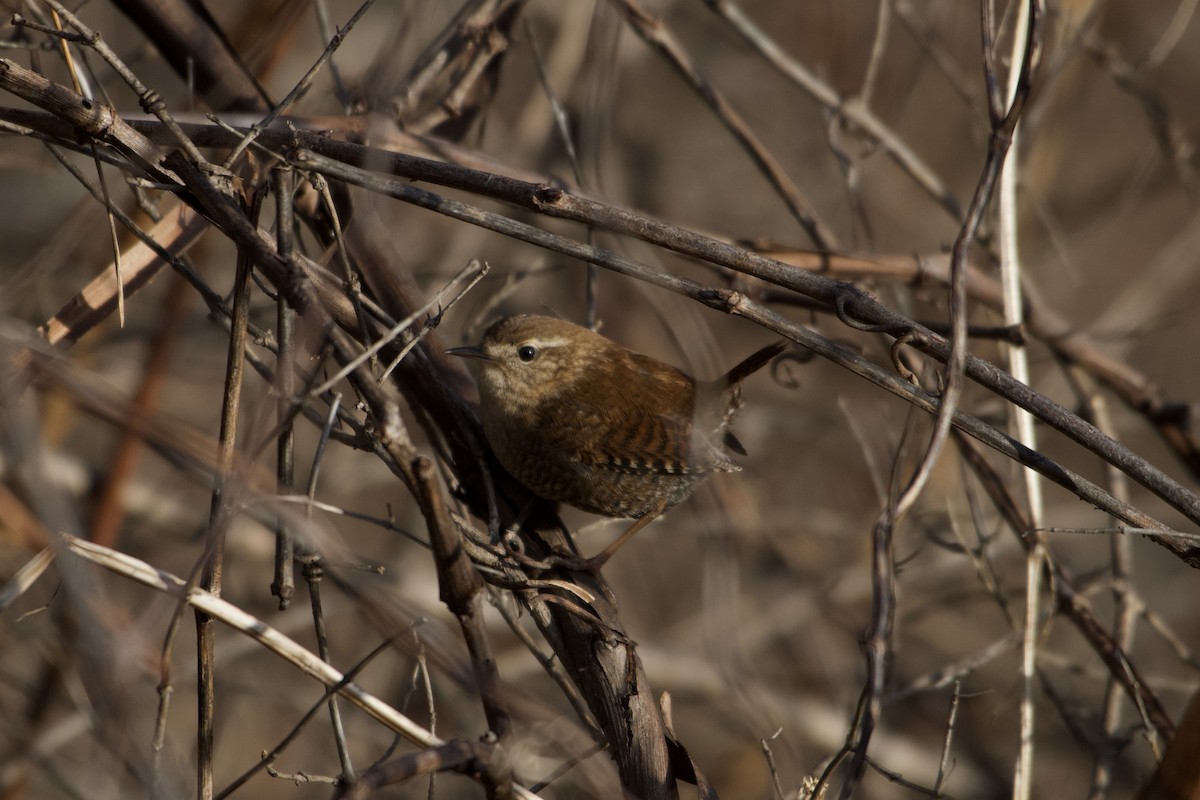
[{"x1": 446, "y1": 345, "x2": 490, "y2": 361}]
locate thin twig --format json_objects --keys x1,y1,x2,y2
[
  {"x1": 760, "y1": 727, "x2": 787, "y2": 800},
  {"x1": 609, "y1": 0, "x2": 838, "y2": 249},
  {"x1": 222, "y1": 0, "x2": 377, "y2": 167},
  {"x1": 214, "y1": 638, "x2": 395, "y2": 800},
  {"x1": 300, "y1": 260, "x2": 486, "y2": 398},
  {"x1": 522, "y1": 15, "x2": 597, "y2": 328},
  {"x1": 934, "y1": 681, "x2": 962, "y2": 794},
  {"x1": 1084, "y1": 391, "x2": 1139, "y2": 800},
  {"x1": 29, "y1": 1, "x2": 205, "y2": 163},
  {"x1": 704, "y1": 0, "x2": 962, "y2": 219},
  {"x1": 859, "y1": 0, "x2": 893, "y2": 108},
  {"x1": 377, "y1": 260, "x2": 489, "y2": 384},
  {"x1": 312, "y1": 0, "x2": 352, "y2": 110},
  {"x1": 956, "y1": 432, "x2": 1174, "y2": 747},
  {"x1": 301, "y1": 558, "x2": 355, "y2": 781}
]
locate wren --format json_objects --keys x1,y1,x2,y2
[{"x1": 448, "y1": 314, "x2": 785, "y2": 565}]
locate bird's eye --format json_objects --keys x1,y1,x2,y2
[{"x1": 517, "y1": 345, "x2": 537, "y2": 362}]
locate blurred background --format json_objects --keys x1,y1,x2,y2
[{"x1": 1, "y1": 1, "x2": 1199, "y2": 797}]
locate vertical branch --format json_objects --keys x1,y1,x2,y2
[
  {"x1": 272, "y1": 165, "x2": 297, "y2": 610},
  {"x1": 859, "y1": 0, "x2": 893, "y2": 108},
  {"x1": 817, "y1": 467, "x2": 899, "y2": 800},
  {"x1": 296, "y1": 339, "x2": 356, "y2": 782},
  {"x1": 992, "y1": 3, "x2": 1045, "y2": 797},
  {"x1": 196, "y1": 192, "x2": 260, "y2": 800},
  {"x1": 1087, "y1": 392, "x2": 1138, "y2": 800},
  {"x1": 997, "y1": 1, "x2": 1038, "y2": 523},
  {"x1": 301, "y1": 558, "x2": 356, "y2": 782},
  {"x1": 934, "y1": 681, "x2": 963, "y2": 795}
]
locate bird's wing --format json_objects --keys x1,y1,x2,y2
[{"x1": 552, "y1": 354, "x2": 737, "y2": 475}]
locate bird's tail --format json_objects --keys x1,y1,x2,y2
[{"x1": 723, "y1": 340, "x2": 788, "y2": 387}]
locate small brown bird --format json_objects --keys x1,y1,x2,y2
[{"x1": 448, "y1": 314, "x2": 785, "y2": 565}]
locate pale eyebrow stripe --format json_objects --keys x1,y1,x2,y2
[{"x1": 529, "y1": 337, "x2": 571, "y2": 348}]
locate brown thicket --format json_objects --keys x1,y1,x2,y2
[{"x1": 1, "y1": 2, "x2": 1199, "y2": 799}]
